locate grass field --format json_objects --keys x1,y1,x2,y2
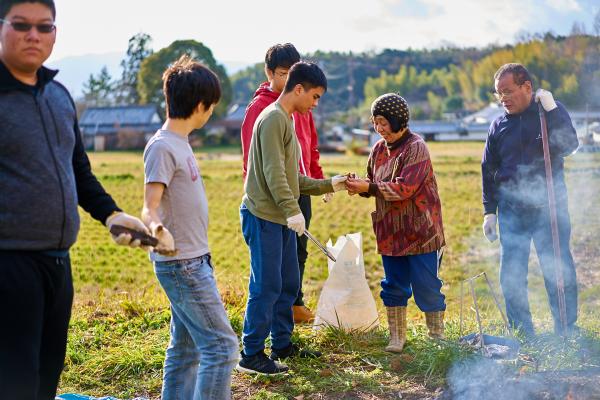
[{"x1": 58, "y1": 142, "x2": 600, "y2": 399}]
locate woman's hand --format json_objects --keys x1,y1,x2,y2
[{"x1": 346, "y1": 177, "x2": 370, "y2": 195}]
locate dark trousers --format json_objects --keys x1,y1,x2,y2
[
  {"x1": 294, "y1": 194, "x2": 312, "y2": 306},
  {"x1": 498, "y1": 202, "x2": 578, "y2": 335},
  {"x1": 380, "y1": 252, "x2": 446, "y2": 312},
  {"x1": 240, "y1": 205, "x2": 299, "y2": 355},
  {"x1": 0, "y1": 251, "x2": 74, "y2": 400}
]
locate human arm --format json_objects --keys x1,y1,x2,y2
[
  {"x1": 536, "y1": 91, "x2": 579, "y2": 157},
  {"x1": 481, "y1": 123, "x2": 499, "y2": 216},
  {"x1": 141, "y1": 182, "x2": 176, "y2": 254},
  {"x1": 368, "y1": 141, "x2": 432, "y2": 202},
  {"x1": 241, "y1": 102, "x2": 265, "y2": 178},
  {"x1": 72, "y1": 120, "x2": 121, "y2": 222},
  {"x1": 72, "y1": 121, "x2": 147, "y2": 246},
  {"x1": 307, "y1": 112, "x2": 325, "y2": 179},
  {"x1": 298, "y1": 174, "x2": 334, "y2": 195}
]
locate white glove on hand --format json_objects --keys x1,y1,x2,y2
[
  {"x1": 535, "y1": 88, "x2": 557, "y2": 112},
  {"x1": 151, "y1": 224, "x2": 177, "y2": 256},
  {"x1": 482, "y1": 214, "x2": 498, "y2": 242},
  {"x1": 322, "y1": 192, "x2": 334, "y2": 203},
  {"x1": 331, "y1": 175, "x2": 348, "y2": 192},
  {"x1": 106, "y1": 212, "x2": 150, "y2": 248},
  {"x1": 286, "y1": 213, "x2": 306, "y2": 236}
]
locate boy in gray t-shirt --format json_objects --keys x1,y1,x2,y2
[{"x1": 141, "y1": 55, "x2": 238, "y2": 400}]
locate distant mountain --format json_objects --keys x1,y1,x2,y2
[
  {"x1": 46, "y1": 52, "x2": 251, "y2": 100},
  {"x1": 46, "y1": 52, "x2": 124, "y2": 99}
]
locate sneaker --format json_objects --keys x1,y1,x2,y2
[
  {"x1": 270, "y1": 343, "x2": 322, "y2": 361},
  {"x1": 236, "y1": 351, "x2": 289, "y2": 375},
  {"x1": 293, "y1": 305, "x2": 315, "y2": 323}
]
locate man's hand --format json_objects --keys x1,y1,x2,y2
[
  {"x1": 331, "y1": 175, "x2": 348, "y2": 192},
  {"x1": 150, "y1": 223, "x2": 177, "y2": 256},
  {"x1": 106, "y1": 212, "x2": 150, "y2": 248},
  {"x1": 482, "y1": 214, "x2": 498, "y2": 242},
  {"x1": 286, "y1": 213, "x2": 306, "y2": 236},
  {"x1": 322, "y1": 192, "x2": 334, "y2": 203},
  {"x1": 535, "y1": 88, "x2": 557, "y2": 112}
]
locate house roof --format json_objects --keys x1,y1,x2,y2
[
  {"x1": 79, "y1": 105, "x2": 163, "y2": 136},
  {"x1": 80, "y1": 105, "x2": 162, "y2": 126},
  {"x1": 462, "y1": 102, "x2": 504, "y2": 125}
]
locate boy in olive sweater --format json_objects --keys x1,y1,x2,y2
[{"x1": 238, "y1": 62, "x2": 347, "y2": 375}]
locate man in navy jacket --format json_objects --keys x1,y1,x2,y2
[
  {"x1": 481, "y1": 63, "x2": 579, "y2": 337},
  {"x1": 0, "y1": 1, "x2": 148, "y2": 398}
]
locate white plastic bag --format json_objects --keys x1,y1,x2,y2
[{"x1": 313, "y1": 232, "x2": 379, "y2": 331}]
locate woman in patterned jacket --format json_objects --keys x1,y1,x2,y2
[{"x1": 346, "y1": 93, "x2": 446, "y2": 353}]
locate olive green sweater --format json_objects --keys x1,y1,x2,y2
[{"x1": 243, "y1": 103, "x2": 333, "y2": 225}]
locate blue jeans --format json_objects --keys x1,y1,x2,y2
[
  {"x1": 240, "y1": 204, "x2": 299, "y2": 356},
  {"x1": 154, "y1": 255, "x2": 239, "y2": 400},
  {"x1": 498, "y1": 201, "x2": 578, "y2": 335},
  {"x1": 380, "y1": 252, "x2": 446, "y2": 312}
]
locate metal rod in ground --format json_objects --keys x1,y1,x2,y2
[
  {"x1": 483, "y1": 272, "x2": 513, "y2": 336},
  {"x1": 470, "y1": 279, "x2": 486, "y2": 354},
  {"x1": 538, "y1": 102, "x2": 567, "y2": 334},
  {"x1": 460, "y1": 280, "x2": 464, "y2": 338}
]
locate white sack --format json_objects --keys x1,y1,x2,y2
[{"x1": 313, "y1": 232, "x2": 379, "y2": 331}]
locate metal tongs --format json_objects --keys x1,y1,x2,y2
[{"x1": 304, "y1": 230, "x2": 336, "y2": 262}]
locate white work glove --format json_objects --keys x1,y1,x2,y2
[
  {"x1": 106, "y1": 212, "x2": 150, "y2": 248},
  {"x1": 150, "y1": 223, "x2": 177, "y2": 256},
  {"x1": 286, "y1": 213, "x2": 306, "y2": 236},
  {"x1": 331, "y1": 175, "x2": 348, "y2": 192},
  {"x1": 482, "y1": 214, "x2": 498, "y2": 242},
  {"x1": 322, "y1": 192, "x2": 334, "y2": 203},
  {"x1": 535, "y1": 88, "x2": 557, "y2": 112}
]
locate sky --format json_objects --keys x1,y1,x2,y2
[{"x1": 48, "y1": 0, "x2": 600, "y2": 68}]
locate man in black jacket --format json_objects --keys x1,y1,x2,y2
[
  {"x1": 481, "y1": 63, "x2": 579, "y2": 337},
  {"x1": 0, "y1": 1, "x2": 148, "y2": 398}
]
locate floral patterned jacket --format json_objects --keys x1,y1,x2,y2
[{"x1": 362, "y1": 130, "x2": 445, "y2": 256}]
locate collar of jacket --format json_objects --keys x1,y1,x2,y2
[
  {"x1": 504, "y1": 95, "x2": 538, "y2": 119},
  {"x1": 385, "y1": 128, "x2": 412, "y2": 151},
  {"x1": 0, "y1": 60, "x2": 58, "y2": 92}
]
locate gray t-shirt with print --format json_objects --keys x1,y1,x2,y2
[{"x1": 143, "y1": 130, "x2": 210, "y2": 262}]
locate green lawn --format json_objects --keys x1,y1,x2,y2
[{"x1": 59, "y1": 143, "x2": 600, "y2": 399}]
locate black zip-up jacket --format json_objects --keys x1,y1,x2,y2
[
  {"x1": 481, "y1": 98, "x2": 579, "y2": 214},
  {"x1": 0, "y1": 61, "x2": 120, "y2": 251}
]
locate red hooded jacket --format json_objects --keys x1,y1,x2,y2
[{"x1": 241, "y1": 81, "x2": 324, "y2": 180}]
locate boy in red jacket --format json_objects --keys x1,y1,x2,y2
[{"x1": 241, "y1": 43, "x2": 325, "y2": 323}]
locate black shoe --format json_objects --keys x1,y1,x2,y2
[
  {"x1": 236, "y1": 351, "x2": 289, "y2": 375},
  {"x1": 270, "y1": 343, "x2": 322, "y2": 361}
]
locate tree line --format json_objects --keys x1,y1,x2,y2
[{"x1": 81, "y1": 19, "x2": 600, "y2": 122}]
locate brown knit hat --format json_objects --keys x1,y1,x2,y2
[{"x1": 370, "y1": 93, "x2": 410, "y2": 132}]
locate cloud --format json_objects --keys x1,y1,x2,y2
[{"x1": 545, "y1": 0, "x2": 582, "y2": 11}]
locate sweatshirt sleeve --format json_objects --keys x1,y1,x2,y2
[
  {"x1": 72, "y1": 120, "x2": 121, "y2": 224},
  {"x1": 259, "y1": 114, "x2": 301, "y2": 218},
  {"x1": 241, "y1": 101, "x2": 265, "y2": 179},
  {"x1": 359, "y1": 149, "x2": 375, "y2": 198},
  {"x1": 308, "y1": 114, "x2": 325, "y2": 179},
  {"x1": 298, "y1": 175, "x2": 333, "y2": 195},
  {"x1": 546, "y1": 101, "x2": 579, "y2": 157},
  {"x1": 481, "y1": 122, "x2": 499, "y2": 215},
  {"x1": 373, "y1": 141, "x2": 431, "y2": 202}
]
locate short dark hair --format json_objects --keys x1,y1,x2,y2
[
  {"x1": 494, "y1": 63, "x2": 532, "y2": 87},
  {"x1": 162, "y1": 55, "x2": 221, "y2": 119},
  {"x1": 283, "y1": 61, "x2": 327, "y2": 94},
  {"x1": 265, "y1": 43, "x2": 300, "y2": 72},
  {"x1": 0, "y1": 0, "x2": 56, "y2": 19}
]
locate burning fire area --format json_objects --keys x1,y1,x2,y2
[
  {"x1": 431, "y1": 270, "x2": 600, "y2": 400},
  {"x1": 436, "y1": 353, "x2": 600, "y2": 400}
]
